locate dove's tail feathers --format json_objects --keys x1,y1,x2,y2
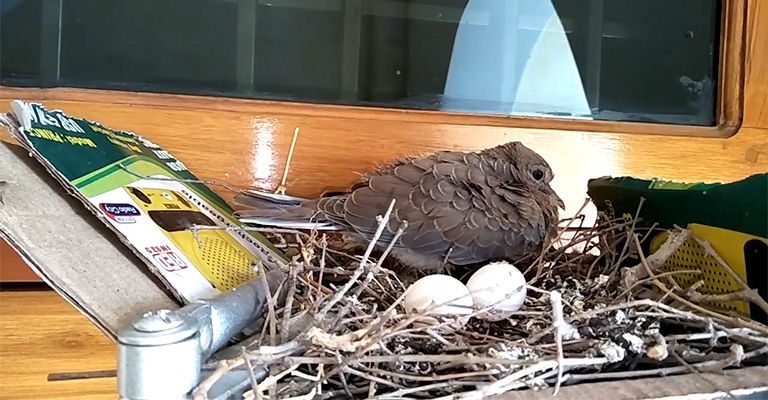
[
  {"x1": 236, "y1": 215, "x2": 341, "y2": 230},
  {"x1": 233, "y1": 190, "x2": 307, "y2": 208},
  {"x1": 233, "y1": 190, "x2": 340, "y2": 231}
]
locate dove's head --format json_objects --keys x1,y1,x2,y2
[{"x1": 486, "y1": 141, "x2": 565, "y2": 213}]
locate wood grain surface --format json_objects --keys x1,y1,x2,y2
[
  {"x1": 744, "y1": 1, "x2": 768, "y2": 129},
  {"x1": 0, "y1": 287, "x2": 117, "y2": 400},
  {"x1": 1, "y1": 99, "x2": 764, "y2": 225},
  {"x1": 0, "y1": 239, "x2": 39, "y2": 282}
]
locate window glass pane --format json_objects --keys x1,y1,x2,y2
[
  {"x1": 0, "y1": 0, "x2": 721, "y2": 126},
  {"x1": 59, "y1": 0, "x2": 239, "y2": 93},
  {"x1": 1, "y1": 0, "x2": 43, "y2": 82}
]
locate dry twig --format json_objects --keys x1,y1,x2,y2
[{"x1": 693, "y1": 236, "x2": 768, "y2": 317}]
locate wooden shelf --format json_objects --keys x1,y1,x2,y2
[{"x1": 0, "y1": 238, "x2": 42, "y2": 283}]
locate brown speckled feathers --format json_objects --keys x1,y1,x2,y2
[{"x1": 234, "y1": 141, "x2": 564, "y2": 272}]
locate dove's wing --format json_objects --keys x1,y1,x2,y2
[{"x1": 319, "y1": 150, "x2": 549, "y2": 266}]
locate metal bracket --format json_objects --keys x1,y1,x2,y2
[{"x1": 116, "y1": 269, "x2": 285, "y2": 400}]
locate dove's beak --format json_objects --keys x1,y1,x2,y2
[{"x1": 544, "y1": 184, "x2": 565, "y2": 210}]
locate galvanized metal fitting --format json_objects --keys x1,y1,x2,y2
[
  {"x1": 116, "y1": 268, "x2": 286, "y2": 400},
  {"x1": 117, "y1": 309, "x2": 202, "y2": 399}
]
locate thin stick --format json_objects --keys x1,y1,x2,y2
[
  {"x1": 331, "y1": 221, "x2": 407, "y2": 327},
  {"x1": 264, "y1": 354, "x2": 550, "y2": 367},
  {"x1": 549, "y1": 290, "x2": 566, "y2": 395},
  {"x1": 193, "y1": 358, "x2": 246, "y2": 399},
  {"x1": 633, "y1": 234, "x2": 768, "y2": 336},
  {"x1": 344, "y1": 367, "x2": 404, "y2": 389},
  {"x1": 276, "y1": 126, "x2": 300, "y2": 195},
  {"x1": 434, "y1": 357, "x2": 609, "y2": 400},
  {"x1": 242, "y1": 346, "x2": 260, "y2": 394},
  {"x1": 530, "y1": 296, "x2": 768, "y2": 346},
  {"x1": 614, "y1": 197, "x2": 645, "y2": 266},
  {"x1": 668, "y1": 348, "x2": 735, "y2": 397},
  {"x1": 315, "y1": 234, "x2": 327, "y2": 310},
  {"x1": 529, "y1": 198, "x2": 591, "y2": 279},
  {"x1": 336, "y1": 363, "x2": 353, "y2": 398},
  {"x1": 257, "y1": 262, "x2": 279, "y2": 346},
  {"x1": 620, "y1": 228, "x2": 692, "y2": 292},
  {"x1": 47, "y1": 370, "x2": 117, "y2": 381},
  {"x1": 189, "y1": 224, "x2": 312, "y2": 238},
  {"x1": 693, "y1": 236, "x2": 768, "y2": 316},
  {"x1": 372, "y1": 381, "x2": 479, "y2": 398},
  {"x1": 566, "y1": 345, "x2": 767, "y2": 384},
  {"x1": 358, "y1": 365, "x2": 494, "y2": 382},
  {"x1": 686, "y1": 288, "x2": 754, "y2": 304},
  {"x1": 317, "y1": 199, "x2": 396, "y2": 319},
  {"x1": 280, "y1": 277, "x2": 298, "y2": 342},
  {"x1": 612, "y1": 269, "x2": 703, "y2": 304},
  {"x1": 255, "y1": 364, "x2": 302, "y2": 397},
  {"x1": 119, "y1": 163, "x2": 248, "y2": 194}
]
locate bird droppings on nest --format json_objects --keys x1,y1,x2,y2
[{"x1": 187, "y1": 196, "x2": 768, "y2": 400}]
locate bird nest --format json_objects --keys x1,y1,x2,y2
[{"x1": 191, "y1": 199, "x2": 768, "y2": 400}]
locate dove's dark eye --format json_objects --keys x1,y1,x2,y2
[{"x1": 531, "y1": 168, "x2": 545, "y2": 181}]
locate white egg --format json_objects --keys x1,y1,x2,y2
[
  {"x1": 466, "y1": 261, "x2": 527, "y2": 321},
  {"x1": 403, "y1": 274, "x2": 474, "y2": 327}
]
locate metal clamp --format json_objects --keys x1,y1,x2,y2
[{"x1": 117, "y1": 269, "x2": 285, "y2": 400}]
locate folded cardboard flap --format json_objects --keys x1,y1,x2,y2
[
  {"x1": 3, "y1": 101, "x2": 288, "y2": 304},
  {"x1": 0, "y1": 118, "x2": 178, "y2": 340},
  {"x1": 0, "y1": 100, "x2": 288, "y2": 340}
]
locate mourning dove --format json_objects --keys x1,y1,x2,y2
[{"x1": 234, "y1": 141, "x2": 564, "y2": 273}]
